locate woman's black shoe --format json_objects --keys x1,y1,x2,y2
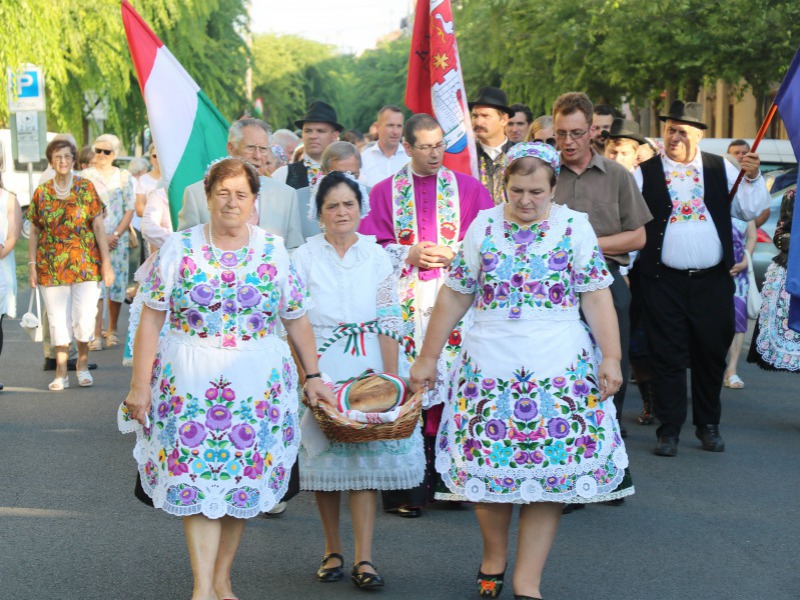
[
  {"x1": 514, "y1": 596, "x2": 543, "y2": 600},
  {"x1": 477, "y1": 567, "x2": 505, "y2": 599},
  {"x1": 351, "y1": 561, "x2": 384, "y2": 589},
  {"x1": 316, "y1": 553, "x2": 344, "y2": 582}
]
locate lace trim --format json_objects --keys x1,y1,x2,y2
[
  {"x1": 444, "y1": 278, "x2": 476, "y2": 296},
  {"x1": 434, "y1": 481, "x2": 635, "y2": 504},
  {"x1": 300, "y1": 468, "x2": 425, "y2": 492},
  {"x1": 384, "y1": 243, "x2": 410, "y2": 277},
  {"x1": 160, "y1": 330, "x2": 293, "y2": 352},
  {"x1": 753, "y1": 263, "x2": 800, "y2": 371},
  {"x1": 573, "y1": 276, "x2": 614, "y2": 293},
  {"x1": 376, "y1": 270, "x2": 411, "y2": 337},
  {"x1": 470, "y1": 305, "x2": 582, "y2": 321},
  {"x1": 142, "y1": 297, "x2": 169, "y2": 312}
]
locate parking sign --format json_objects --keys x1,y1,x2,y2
[{"x1": 7, "y1": 64, "x2": 46, "y2": 112}]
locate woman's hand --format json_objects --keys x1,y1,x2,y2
[
  {"x1": 28, "y1": 268, "x2": 37, "y2": 289},
  {"x1": 730, "y1": 259, "x2": 747, "y2": 276},
  {"x1": 304, "y1": 378, "x2": 335, "y2": 408},
  {"x1": 108, "y1": 233, "x2": 119, "y2": 250},
  {"x1": 597, "y1": 358, "x2": 623, "y2": 403},
  {"x1": 410, "y1": 355, "x2": 438, "y2": 393},
  {"x1": 125, "y1": 386, "x2": 151, "y2": 426},
  {"x1": 102, "y1": 260, "x2": 115, "y2": 288}
]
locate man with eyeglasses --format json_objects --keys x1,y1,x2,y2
[
  {"x1": 469, "y1": 87, "x2": 516, "y2": 204},
  {"x1": 177, "y1": 117, "x2": 303, "y2": 250},
  {"x1": 552, "y1": 92, "x2": 652, "y2": 466},
  {"x1": 632, "y1": 100, "x2": 770, "y2": 458},
  {"x1": 360, "y1": 113, "x2": 492, "y2": 519}
]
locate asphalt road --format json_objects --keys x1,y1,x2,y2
[{"x1": 1, "y1": 290, "x2": 798, "y2": 600}]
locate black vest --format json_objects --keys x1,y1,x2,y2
[
  {"x1": 637, "y1": 152, "x2": 733, "y2": 277},
  {"x1": 286, "y1": 161, "x2": 309, "y2": 190}
]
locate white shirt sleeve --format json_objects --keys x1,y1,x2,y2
[{"x1": 723, "y1": 158, "x2": 771, "y2": 221}]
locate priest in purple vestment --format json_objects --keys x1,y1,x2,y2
[{"x1": 359, "y1": 113, "x2": 493, "y2": 517}]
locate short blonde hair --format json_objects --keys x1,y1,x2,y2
[{"x1": 93, "y1": 133, "x2": 121, "y2": 155}]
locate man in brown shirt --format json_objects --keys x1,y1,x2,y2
[{"x1": 552, "y1": 92, "x2": 652, "y2": 452}]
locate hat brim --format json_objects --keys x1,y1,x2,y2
[
  {"x1": 658, "y1": 115, "x2": 708, "y2": 130},
  {"x1": 468, "y1": 102, "x2": 516, "y2": 117},
  {"x1": 608, "y1": 132, "x2": 647, "y2": 145},
  {"x1": 293, "y1": 118, "x2": 344, "y2": 132}
]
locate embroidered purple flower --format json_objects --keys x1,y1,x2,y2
[
  {"x1": 524, "y1": 281, "x2": 547, "y2": 299},
  {"x1": 206, "y1": 405, "x2": 232, "y2": 431},
  {"x1": 512, "y1": 227, "x2": 534, "y2": 244},
  {"x1": 221, "y1": 270, "x2": 236, "y2": 284},
  {"x1": 572, "y1": 379, "x2": 590, "y2": 397},
  {"x1": 531, "y1": 449, "x2": 545, "y2": 464},
  {"x1": 510, "y1": 273, "x2": 525, "y2": 288},
  {"x1": 159, "y1": 377, "x2": 171, "y2": 394},
  {"x1": 219, "y1": 251, "x2": 239, "y2": 268},
  {"x1": 552, "y1": 376, "x2": 567, "y2": 388},
  {"x1": 268, "y1": 405, "x2": 281, "y2": 423},
  {"x1": 496, "y1": 282, "x2": 510, "y2": 302},
  {"x1": 283, "y1": 424, "x2": 295, "y2": 443},
  {"x1": 221, "y1": 387, "x2": 236, "y2": 401},
  {"x1": 231, "y1": 489, "x2": 252, "y2": 507},
  {"x1": 548, "y1": 283, "x2": 565, "y2": 304},
  {"x1": 229, "y1": 423, "x2": 256, "y2": 449},
  {"x1": 245, "y1": 313, "x2": 266, "y2": 333},
  {"x1": 463, "y1": 439, "x2": 482, "y2": 461},
  {"x1": 509, "y1": 307, "x2": 521, "y2": 319},
  {"x1": 186, "y1": 309, "x2": 204, "y2": 331},
  {"x1": 574, "y1": 435, "x2": 597, "y2": 458},
  {"x1": 244, "y1": 452, "x2": 265, "y2": 479},
  {"x1": 190, "y1": 284, "x2": 214, "y2": 306},
  {"x1": 237, "y1": 285, "x2": 260, "y2": 308},
  {"x1": 548, "y1": 250, "x2": 569, "y2": 271},
  {"x1": 269, "y1": 465, "x2": 286, "y2": 491},
  {"x1": 179, "y1": 421, "x2": 207, "y2": 448},
  {"x1": 481, "y1": 252, "x2": 499, "y2": 271},
  {"x1": 482, "y1": 378, "x2": 497, "y2": 391},
  {"x1": 257, "y1": 263, "x2": 277, "y2": 279},
  {"x1": 485, "y1": 419, "x2": 507, "y2": 441},
  {"x1": 547, "y1": 417, "x2": 570, "y2": 438},
  {"x1": 482, "y1": 285, "x2": 495, "y2": 304},
  {"x1": 222, "y1": 299, "x2": 237, "y2": 314},
  {"x1": 496, "y1": 477, "x2": 516, "y2": 489},
  {"x1": 514, "y1": 398, "x2": 538, "y2": 421},
  {"x1": 157, "y1": 401, "x2": 170, "y2": 419},
  {"x1": 545, "y1": 476, "x2": 560, "y2": 488},
  {"x1": 205, "y1": 387, "x2": 219, "y2": 400},
  {"x1": 463, "y1": 382, "x2": 479, "y2": 399},
  {"x1": 179, "y1": 487, "x2": 198, "y2": 505},
  {"x1": 514, "y1": 450, "x2": 531, "y2": 464}
]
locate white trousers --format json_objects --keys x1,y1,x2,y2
[{"x1": 40, "y1": 281, "x2": 102, "y2": 347}]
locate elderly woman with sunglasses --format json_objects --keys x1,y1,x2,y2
[
  {"x1": 81, "y1": 134, "x2": 135, "y2": 350},
  {"x1": 28, "y1": 138, "x2": 114, "y2": 390}
]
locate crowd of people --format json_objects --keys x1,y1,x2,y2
[{"x1": 11, "y1": 83, "x2": 798, "y2": 600}]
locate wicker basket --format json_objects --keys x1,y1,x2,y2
[{"x1": 311, "y1": 322, "x2": 421, "y2": 443}]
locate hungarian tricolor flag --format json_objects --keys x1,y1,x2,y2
[
  {"x1": 121, "y1": 0, "x2": 229, "y2": 228},
  {"x1": 406, "y1": 0, "x2": 478, "y2": 177}
]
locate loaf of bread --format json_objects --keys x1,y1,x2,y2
[{"x1": 347, "y1": 377, "x2": 403, "y2": 413}]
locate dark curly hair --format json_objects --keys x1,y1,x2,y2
[{"x1": 315, "y1": 171, "x2": 362, "y2": 217}]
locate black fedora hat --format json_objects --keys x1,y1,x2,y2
[
  {"x1": 468, "y1": 86, "x2": 515, "y2": 117},
  {"x1": 658, "y1": 100, "x2": 707, "y2": 130},
  {"x1": 605, "y1": 118, "x2": 647, "y2": 145},
  {"x1": 294, "y1": 101, "x2": 344, "y2": 132}
]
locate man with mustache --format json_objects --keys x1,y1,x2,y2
[{"x1": 470, "y1": 87, "x2": 515, "y2": 204}]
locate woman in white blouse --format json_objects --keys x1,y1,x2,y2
[{"x1": 292, "y1": 171, "x2": 424, "y2": 591}]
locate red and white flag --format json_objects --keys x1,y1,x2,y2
[{"x1": 406, "y1": 0, "x2": 478, "y2": 177}]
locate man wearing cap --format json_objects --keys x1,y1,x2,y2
[
  {"x1": 272, "y1": 101, "x2": 342, "y2": 190},
  {"x1": 633, "y1": 100, "x2": 770, "y2": 457},
  {"x1": 470, "y1": 86, "x2": 515, "y2": 204},
  {"x1": 177, "y1": 118, "x2": 304, "y2": 250},
  {"x1": 505, "y1": 103, "x2": 533, "y2": 145},
  {"x1": 359, "y1": 113, "x2": 493, "y2": 518},
  {"x1": 552, "y1": 92, "x2": 652, "y2": 451},
  {"x1": 604, "y1": 118, "x2": 647, "y2": 172},
  {"x1": 361, "y1": 105, "x2": 409, "y2": 188}
]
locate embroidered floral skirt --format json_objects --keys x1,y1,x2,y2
[
  {"x1": 118, "y1": 333, "x2": 300, "y2": 518},
  {"x1": 299, "y1": 333, "x2": 425, "y2": 492},
  {"x1": 748, "y1": 263, "x2": 800, "y2": 373},
  {"x1": 434, "y1": 318, "x2": 633, "y2": 504}
]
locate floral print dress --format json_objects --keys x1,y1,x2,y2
[
  {"x1": 435, "y1": 204, "x2": 633, "y2": 504},
  {"x1": 118, "y1": 225, "x2": 309, "y2": 518}
]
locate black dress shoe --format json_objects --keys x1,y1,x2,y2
[
  {"x1": 654, "y1": 436, "x2": 678, "y2": 457},
  {"x1": 562, "y1": 503, "x2": 585, "y2": 515},
  {"x1": 388, "y1": 505, "x2": 421, "y2": 518},
  {"x1": 696, "y1": 425, "x2": 725, "y2": 452},
  {"x1": 316, "y1": 552, "x2": 344, "y2": 582},
  {"x1": 620, "y1": 424, "x2": 628, "y2": 438},
  {"x1": 351, "y1": 561, "x2": 384, "y2": 589},
  {"x1": 43, "y1": 358, "x2": 57, "y2": 371},
  {"x1": 477, "y1": 566, "x2": 505, "y2": 599}
]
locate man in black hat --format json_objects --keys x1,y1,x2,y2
[
  {"x1": 469, "y1": 86, "x2": 515, "y2": 204},
  {"x1": 632, "y1": 100, "x2": 770, "y2": 457},
  {"x1": 604, "y1": 118, "x2": 647, "y2": 172},
  {"x1": 272, "y1": 100, "x2": 342, "y2": 191}
]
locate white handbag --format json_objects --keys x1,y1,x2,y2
[
  {"x1": 744, "y1": 249, "x2": 762, "y2": 320},
  {"x1": 20, "y1": 288, "x2": 44, "y2": 342}
]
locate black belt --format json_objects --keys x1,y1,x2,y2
[{"x1": 662, "y1": 263, "x2": 722, "y2": 278}]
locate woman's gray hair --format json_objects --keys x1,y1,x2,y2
[
  {"x1": 321, "y1": 141, "x2": 362, "y2": 172},
  {"x1": 93, "y1": 133, "x2": 121, "y2": 154},
  {"x1": 228, "y1": 118, "x2": 270, "y2": 148},
  {"x1": 271, "y1": 129, "x2": 299, "y2": 150},
  {"x1": 128, "y1": 157, "x2": 151, "y2": 176}
]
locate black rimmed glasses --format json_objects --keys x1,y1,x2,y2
[{"x1": 412, "y1": 141, "x2": 448, "y2": 153}]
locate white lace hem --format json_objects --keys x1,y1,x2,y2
[
  {"x1": 444, "y1": 278, "x2": 477, "y2": 295},
  {"x1": 574, "y1": 274, "x2": 614, "y2": 293},
  {"x1": 300, "y1": 466, "x2": 424, "y2": 492}
]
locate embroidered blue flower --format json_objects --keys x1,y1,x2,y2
[
  {"x1": 543, "y1": 440, "x2": 567, "y2": 463},
  {"x1": 489, "y1": 442, "x2": 513, "y2": 466}
]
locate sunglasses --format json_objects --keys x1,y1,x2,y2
[
  {"x1": 94, "y1": 148, "x2": 113, "y2": 155},
  {"x1": 535, "y1": 137, "x2": 557, "y2": 148}
]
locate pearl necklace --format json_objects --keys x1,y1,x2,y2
[
  {"x1": 207, "y1": 223, "x2": 251, "y2": 268},
  {"x1": 53, "y1": 175, "x2": 73, "y2": 197}
]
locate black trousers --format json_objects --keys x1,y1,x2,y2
[
  {"x1": 607, "y1": 264, "x2": 632, "y2": 418},
  {"x1": 640, "y1": 264, "x2": 735, "y2": 439}
]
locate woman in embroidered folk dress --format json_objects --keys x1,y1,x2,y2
[
  {"x1": 120, "y1": 158, "x2": 333, "y2": 600},
  {"x1": 293, "y1": 172, "x2": 424, "y2": 590},
  {"x1": 81, "y1": 134, "x2": 135, "y2": 349},
  {"x1": 411, "y1": 143, "x2": 633, "y2": 600},
  {"x1": 748, "y1": 187, "x2": 800, "y2": 372}
]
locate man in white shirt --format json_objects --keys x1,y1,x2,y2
[
  {"x1": 360, "y1": 105, "x2": 409, "y2": 187},
  {"x1": 469, "y1": 86, "x2": 515, "y2": 204},
  {"x1": 632, "y1": 100, "x2": 770, "y2": 457},
  {"x1": 177, "y1": 118, "x2": 304, "y2": 249}
]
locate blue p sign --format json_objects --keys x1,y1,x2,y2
[{"x1": 17, "y1": 71, "x2": 38, "y2": 98}]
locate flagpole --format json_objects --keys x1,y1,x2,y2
[{"x1": 728, "y1": 102, "x2": 779, "y2": 200}]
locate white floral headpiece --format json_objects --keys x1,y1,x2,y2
[
  {"x1": 503, "y1": 142, "x2": 561, "y2": 177},
  {"x1": 307, "y1": 171, "x2": 371, "y2": 222}
]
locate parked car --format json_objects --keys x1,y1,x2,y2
[
  {"x1": 752, "y1": 184, "x2": 794, "y2": 288},
  {"x1": 698, "y1": 138, "x2": 796, "y2": 174}
]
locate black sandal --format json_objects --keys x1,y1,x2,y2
[
  {"x1": 316, "y1": 552, "x2": 344, "y2": 582},
  {"x1": 351, "y1": 560, "x2": 385, "y2": 590},
  {"x1": 477, "y1": 567, "x2": 505, "y2": 599}
]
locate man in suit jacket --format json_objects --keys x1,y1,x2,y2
[{"x1": 177, "y1": 118, "x2": 304, "y2": 250}]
